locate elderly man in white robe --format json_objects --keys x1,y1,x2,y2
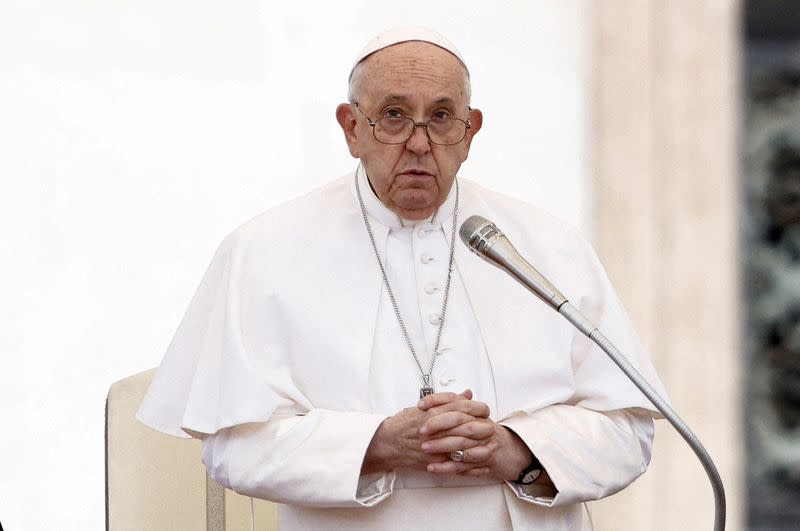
[{"x1": 138, "y1": 28, "x2": 667, "y2": 530}]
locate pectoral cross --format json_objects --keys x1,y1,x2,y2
[{"x1": 419, "y1": 386, "x2": 434, "y2": 398}]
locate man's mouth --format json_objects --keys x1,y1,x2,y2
[{"x1": 400, "y1": 169, "x2": 434, "y2": 177}]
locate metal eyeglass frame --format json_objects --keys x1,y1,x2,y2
[{"x1": 352, "y1": 101, "x2": 472, "y2": 146}]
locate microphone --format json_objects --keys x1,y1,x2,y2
[
  {"x1": 459, "y1": 214, "x2": 726, "y2": 531},
  {"x1": 459, "y1": 215, "x2": 568, "y2": 312}
]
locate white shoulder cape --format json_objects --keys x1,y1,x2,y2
[{"x1": 138, "y1": 172, "x2": 667, "y2": 438}]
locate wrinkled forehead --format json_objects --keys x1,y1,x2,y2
[
  {"x1": 363, "y1": 41, "x2": 465, "y2": 76},
  {"x1": 356, "y1": 43, "x2": 470, "y2": 107}
]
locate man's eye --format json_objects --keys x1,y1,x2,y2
[
  {"x1": 383, "y1": 109, "x2": 405, "y2": 120},
  {"x1": 433, "y1": 110, "x2": 451, "y2": 121}
]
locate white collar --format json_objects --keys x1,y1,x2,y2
[{"x1": 355, "y1": 164, "x2": 457, "y2": 231}]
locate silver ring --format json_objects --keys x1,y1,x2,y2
[{"x1": 450, "y1": 450, "x2": 465, "y2": 462}]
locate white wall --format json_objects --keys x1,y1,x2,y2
[{"x1": 0, "y1": 1, "x2": 589, "y2": 528}]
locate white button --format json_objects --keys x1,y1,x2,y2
[
  {"x1": 417, "y1": 227, "x2": 428, "y2": 239},
  {"x1": 420, "y1": 254, "x2": 434, "y2": 264},
  {"x1": 438, "y1": 346, "x2": 452, "y2": 355},
  {"x1": 428, "y1": 313, "x2": 441, "y2": 325},
  {"x1": 425, "y1": 283, "x2": 439, "y2": 295},
  {"x1": 439, "y1": 375, "x2": 456, "y2": 386}
]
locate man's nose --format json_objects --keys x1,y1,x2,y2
[{"x1": 405, "y1": 124, "x2": 431, "y2": 154}]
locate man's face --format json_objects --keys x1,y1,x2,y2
[{"x1": 336, "y1": 41, "x2": 482, "y2": 220}]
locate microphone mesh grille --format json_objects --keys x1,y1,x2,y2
[{"x1": 459, "y1": 215, "x2": 491, "y2": 246}]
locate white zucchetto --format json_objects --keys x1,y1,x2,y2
[{"x1": 349, "y1": 26, "x2": 469, "y2": 80}]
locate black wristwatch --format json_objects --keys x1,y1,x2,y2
[{"x1": 515, "y1": 454, "x2": 543, "y2": 485}]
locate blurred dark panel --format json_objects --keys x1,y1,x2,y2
[
  {"x1": 745, "y1": 2, "x2": 800, "y2": 530},
  {"x1": 747, "y1": 0, "x2": 800, "y2": 41}
]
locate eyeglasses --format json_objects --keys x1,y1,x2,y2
[{"x1": 352, "y1": 102, "x2": 471, "y2": 146}]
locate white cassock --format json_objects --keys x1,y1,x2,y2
[{"x1": 137, "y1": 168, "x2": 668, "y2": 530}]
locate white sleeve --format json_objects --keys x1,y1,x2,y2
[
  {"x1": 499, "y1": 406, "x2": 654, "y2": 507},
  {"x1": 201, "y1": 409, "x2": 397, "y2": 508}
]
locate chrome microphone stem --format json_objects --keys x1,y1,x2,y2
[
  {"x1": 461, "y1": 217, "x2": 567, "y2": 310},
  {"x1": 559, "y1": 302, "x2": 726, "y2": 531},
  {"x1": 459, "y1": 215, "x2": 726, "y2": 531},
  {"x1": 479, "y1": 236, "x2": 568, "y2": 310}
]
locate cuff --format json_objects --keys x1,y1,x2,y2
[
  {"x1": 307, "y1": 409, "x2": 394, "y2": 507},
  {"x1": 499, "y1": 406, "x2": 652, "y2": 507},
  {"x1": 499, "y1": 411, "x2": 565, "y2": 507},
  {"x1": 503, "y1": 480, "x2": 559, "y2": 507},
  {"x1": 355, "y1": 471, "x2": 397, "y2": 506}
]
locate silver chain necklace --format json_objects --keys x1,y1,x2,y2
[{"x1": 354, "y1": 167, "x2": 459, "y2": 399}]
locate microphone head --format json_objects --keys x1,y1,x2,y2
[{"x1": 459, "y1": 215, "x2": 502, "y2": 255}]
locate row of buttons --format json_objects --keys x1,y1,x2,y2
[
  {"x1": 417, "y1": 230, "x2": 439, "y2": 306},
  {"x1": 436, "y1": 345, "x2": 456, "y2": 387},
  {"x1": 417, "y1": 225, "x2": 454, "y2": 387},
  {"x1": 420, "y1": 245, "x2": 440, "y2": 311}
]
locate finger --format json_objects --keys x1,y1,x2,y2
[
  {"x1": 426, "y1": 399, "x2": 490, "y2": 419},
  {"x1": 460, "y1": 467, "x2": 492, "y2": 478},
  {"x1": 419, "y1": 411, "x2": 479, "y2": 435},
  {"x1": 426, "y1": 440, "x2": 499, "y2": 468},
  {"x1": 459, "y1": 440, "x2": 498, "y2": 463},
  {"x1": 417, "y1": 389, "x2": 473, "y2": 411},
  {"x1": 426, "y1": 460, "x2": 487, "y2": 474},
  {"x1": 422, "y1": 420, "x2": 497, "y2": 442},
  {"x1": 420, "y1": 435, "x2": 487, "y2": 454}
]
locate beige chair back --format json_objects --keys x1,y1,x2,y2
[{"x1": 105, "y1": 369, "x2": 278, "y2": 530}]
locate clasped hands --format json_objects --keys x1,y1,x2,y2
[{"x1": 362, "y1": 389, "x2": 532, "y2": 482}]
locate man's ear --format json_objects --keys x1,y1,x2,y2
[
  {"x1": 336, "y1": 103, "x2": 360, "y2": 158},
  {"x1": 464, "y1": 108, "x2": 483, "y2": 151},
  {"x1": 460, "y1": 107, "x2": 483, "y2": 161}
]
